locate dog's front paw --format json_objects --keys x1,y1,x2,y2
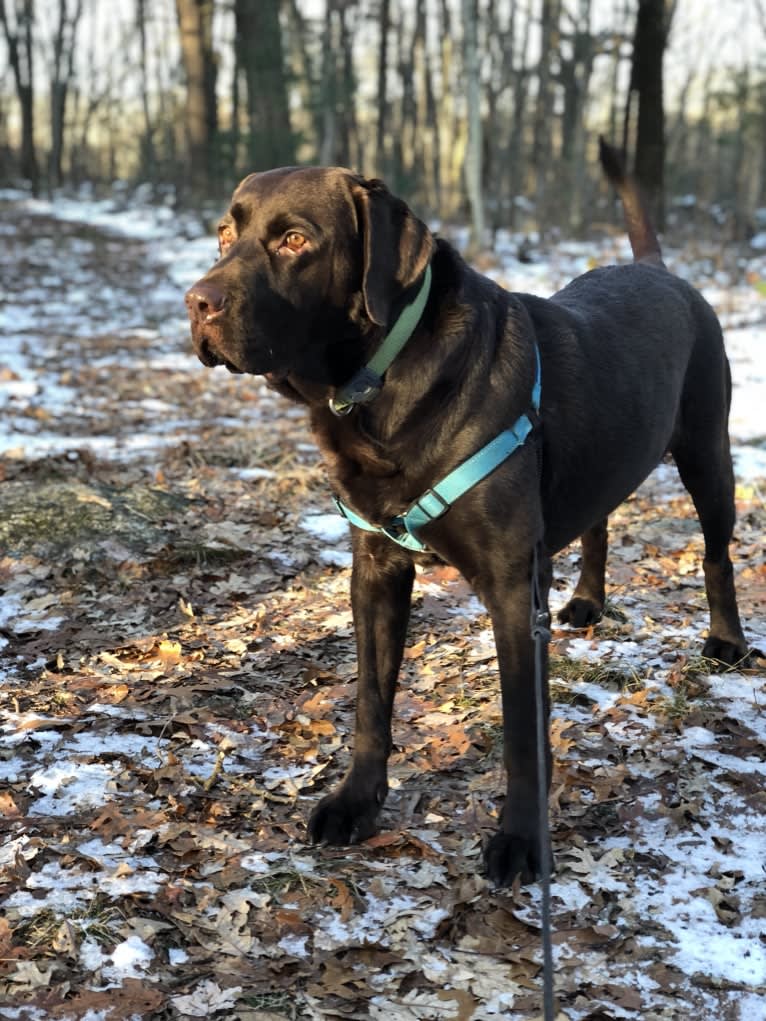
[
  {"x1": 484, "y1": 831, "x2": 547, "y2": 887},
  {"x1": 557, "y1": 595, "x2": 603, "y2": 628},
  {"x1": 308, "y1": 780, "x2": 387, "y2": 846}
]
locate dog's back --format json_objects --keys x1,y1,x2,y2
[{"x1": 521, "y1": 143, "x2": 731, "y2": 553}]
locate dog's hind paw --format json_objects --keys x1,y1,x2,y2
[
  {"x1": 557, "y1": 595, "x2": 603, "y2": 628},
  {"x1": 702, "y1": 636, "x2": 765, "y2": 670},
  {"x1": 484, "y1": 831, "x2": 547, "y2": 887}
]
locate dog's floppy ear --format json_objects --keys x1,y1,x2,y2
[{"x1": 352, "y1": 178, "x2": 435, "y2": 327}]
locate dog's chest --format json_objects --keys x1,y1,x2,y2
[{"x1": 311, "y1": 412, "x2": 420, "y2": 523}]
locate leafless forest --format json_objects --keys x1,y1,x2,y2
[{"x1": 1, "y1": 0, "x2": 766, "y2": 241}]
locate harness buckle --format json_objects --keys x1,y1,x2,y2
[
  {"x1": 382, "y1": 519, "x2": 408, "y2": 543},
  {"x1": 412, "y1": 488, "x2": 450, "y2": 522}
]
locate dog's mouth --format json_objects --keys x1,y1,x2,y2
[{"x1": 194, "y1": 332, "x2": 251, "y2": 375}]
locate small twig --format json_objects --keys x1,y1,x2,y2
[{"x1": 200, "y1": 747, "x2": 227, "y2": 791}]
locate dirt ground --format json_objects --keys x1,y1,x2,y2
[{"x1": 1, "y1": 199, "x2": 765, "y2": 1020}]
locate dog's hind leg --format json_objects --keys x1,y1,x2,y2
[
  {"x1": 671, "y1": 427, "x2": 750, "y2": 666},
  {"x1": 557, "y1": 518, "x2": 608, "y2": 627}
]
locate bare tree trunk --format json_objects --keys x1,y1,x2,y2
[
  {"x1": 507, "y1": 3, "x2": 532, "y2": 229},
  {"x1": 606, "y1": 0, "x2": 631, "y2": 151},
  {"x1": 532, "y1": 0, "x2": 561, "y2": 234},
  {"x1": 175, "y1": 0, "x2": 218, "y2": 192},
  {"x1": 691, "y1": 67, "x2": 714, "y2": 215},
  {"x1": 560, "y1": 0, "x2": 594, "y2": 232},
  {"x1": 234, "y1": 0, "x2": 294, "y2": 170},
  {"x1": 666, "y1": 68, "x2": 693, "y2": 197},
  {"x1": 730, "y1": 68, "x2": 751, "y2": 240},
  {"x1": 483, "y1": 0, "x2": 514, "y2": 235},
  {"x1": 319, "y1": 0, "x2": 338, "y2": 165},
  {"x1": 415, "y1": 0, "x2": 440, "y2": 212},
  {"x1": 438, "y1": 0, "x2": 464, "y2": 218},
  {"x1": 338, "y1": 2, "x2": 359, "y2": 169},
  {"x1": 136, "y1": 0, "x2": 157, "y2": 182},
  {"x1": 376, "y1": 0, "x2": 391, "y2": 175},
  {"x1": 284, "y1": 0, "x2": 320, "y2": 161},
  {"x1": 462, "y1": 0, "x2": 484, "y2": 250},
  {"x1": 629, "y1": 0, "x2": 673, "y2": 229},
  {"x1": 393, "y1": 6, "x2": 413, "y2": 191},
  {"x1": 0, "y1": 0, "x2": 39, "y2": 194},
  {"x1": 317, "y1": 0, "x2": 358, "y2": 168},
  {"x1": 49, "y1": 0, "x2": 84, "y2": 189}
]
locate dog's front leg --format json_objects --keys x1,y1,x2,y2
[
  {"x1": 308, "y1": 530, "x2": 414, "y2": 845},
  {"x1": 483, "y1": 549, "x2": 553, "y2": 886}
]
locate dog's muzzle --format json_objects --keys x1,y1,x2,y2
[{"x1": 185, "y1": 280, "x2": 240, "y2": 370}]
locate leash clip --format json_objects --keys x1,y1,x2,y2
[
  {"x1": 329, "y1": 367, "x2": 383, "y2": 416},
  {"x1": 531, "y1": 609, "x2": 551, "y2": 644}
]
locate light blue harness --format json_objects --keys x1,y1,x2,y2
[{"x1": 332, "y1": 268, "x2": 542, "y2": 552}]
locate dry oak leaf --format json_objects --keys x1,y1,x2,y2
[{"x1": 171, "y1": 979, "x2": 242, "y2": 1016}]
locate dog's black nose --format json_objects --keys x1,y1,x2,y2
[{"x1": 185, "y1": 281, "x2": 226, "y2": 321}]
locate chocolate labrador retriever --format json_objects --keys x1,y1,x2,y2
[{"x1": 185, "y1": 140, "x2": 753, "y2": 886}]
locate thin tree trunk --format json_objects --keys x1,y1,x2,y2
[
  {"x1": 0, "y1": 0, "x2": 39, "y2": 194},
  {"x1": 284, "y1": 0, "x2": 320, "y2": 160},
  {"x1": 319, "y1": 0, "x2": 340, "y2": 165},
  {"x1": 532, "y1": 0, "x2": 561, "y2": 234},
  {"x1": 419, "y1": 0, "x2": 440, "y2": 212},
  {"x1": 507, "y1": 3, "x2": 532, "y2": 229},
  {"x1": 175, "y1": 0, "x2": 218, "y2": 192},
  {"x1": 376, "y1": 0, "x2": 391, "y2": 175},
  {"x1": 462, "y1": 0, "x2": 484, "y2": 250},
  {"x1": 731, "y1": 68, "x2": 750, "y2": 240},
  {"x1": 136, "y1": 0, "x2": 157, "y2": 182},
  {"x1": 49, "y1": 0, "x2": 84, "y2": 189},
  {"x1": 439, "y1": 0, "x2": 463, "y2": 217},
  {"x1": 629, "y1": 0, "x2": 672, "y2": 229},
  {"x1": 338, "y1": 2, "x2": 359, "y2": 169},
  {"x1": 560, "y1": 0, "x2": 594, "y2": 232},
  {"x1": 234, "y1": 0, "x2": 293, "y2": 170}
]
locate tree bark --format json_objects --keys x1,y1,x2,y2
[
  {"x1": 462, "y1": 0, "x2": 484, "y2": 249},
  {"x1": 560, "y1": 0, "x2": 595, "y2": 232},
  {"x1": 136, "y1": 0, "x2": 157, "y2": 182},
  {"x1": 376, "y1": 0, "x2": 391, "y2": 176},
  {"x1": 49, "y1": 0, "x2": 84, "y2": 188},
  {"x1": 175, "y1": 0, "x2": 218, "y2": 191},
  {"x1": 629, "y1": 0, "x2": 673, "y2": 229},
  {"x1": 234, "y1": 0, "x2": 294, "y2": 171},
  {"x1": 532, "y1": 0, "x2": 561, "y2": 233},
  {"x1": 507, "y1": 4, "x2": 532, "y2": 230},
  {"x1": 0, "y1": 0, "x2": 39, "y2": 194}
]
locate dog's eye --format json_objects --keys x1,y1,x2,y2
[
  {"x1": 218, "y1": 224, "x2": 236, "y2": 255},
  {"x1": 281, "y1": 231, "x2": 307, "y2": 253}
]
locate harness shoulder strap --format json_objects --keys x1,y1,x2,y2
[{"x1": 334, "y1": 343, "x2": 542, "y2": 552}]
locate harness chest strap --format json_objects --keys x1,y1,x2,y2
[{"x1": 335, "y1": 344, "x2": 542, "y2": 553}]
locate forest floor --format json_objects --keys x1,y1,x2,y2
[{"x1": 0, "y1": 192, "x2": 765, "y2": 1021}]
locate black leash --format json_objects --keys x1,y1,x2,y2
[{"x1": 531, "y1": 541, "x2": 555, "y2": 1020}]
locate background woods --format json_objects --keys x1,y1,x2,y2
[{"x1": 1, "y1": 0, "x2": 765, "y2": 237}]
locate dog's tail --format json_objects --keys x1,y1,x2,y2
[{"x1": 598, "y1": 136, "x2": 664, "y2": 267}]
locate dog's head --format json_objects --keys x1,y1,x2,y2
[{"x1": 184, "y1": 168, "x2": 434, "y2": 391}]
